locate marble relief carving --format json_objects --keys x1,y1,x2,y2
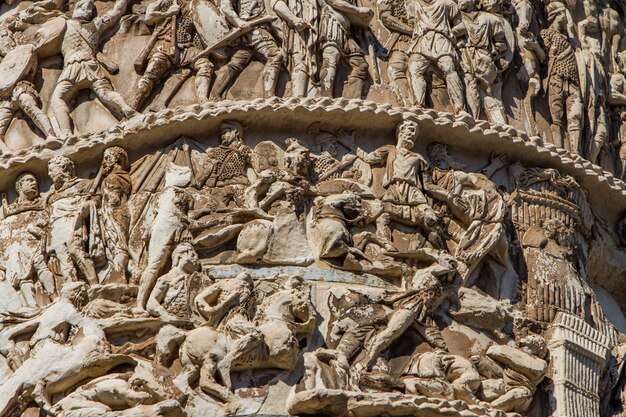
[{"x1": 0, "y1": 0, "x2": 625, "y2": 416}]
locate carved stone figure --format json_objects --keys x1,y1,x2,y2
[
  {"x1": 609, "y1": 51, "x2": 626, "y2": 179},
  {"x1": 358, "y1": 120, "x2": 444, "y2": 248},
  {"x1": 0, "y1": 173, "x2": 55, "y2": 308},
  {"x1": 214, "y1": 0, "x2": 283, "y2": 99},
  {"x1": 136, "y1": 163, "x2": 193, "y2": 310},
  {"x1": 481, "y1": 335, "x2": 548, "y2": 413},
  {"x1": 317, "y1": 0, "x2": 372, "y2": 98},
  {"x1": 406, "y1": 0, "x2": 466, "y2": 113},
  {"x1": 458, "y1": 0, "x2": 508, "y2": 124},
  {"x1": 130, "y1": 0, "x2": 214, "y2": 110},
  {"x1": 541, "y1": 2, "x2": 583, "y2": 152},
  {"x1": 0, "y1": 44, "x2": 55, "y2": 149},
  {"x1": 46, "y1": 156, "x2": 101, "y2": 286},
  {"x1": 364, "y1": 249, "x2": 457, "y2": 369},
  {"x1": 99, "y1": 146, "x2": 132, "y2": 284},
  {"x1": 198, "y1": 120, "x2": 255, "y2": 206},
  {"x1": 577, "y1": 9, "x2": 609, "y2": 164},
  {"x1": 50, "y1": 0, "x2": 137, "y2": 136},
  {"x1": 272, "y1": 0, "x2": 318, "y2": 97},
  {"x1": 181, "y1": 273, "x2": 313, "y2": 399},
  {"x1": 512, "y1": 0, "x2": 544, "y2": 104},
  {"x1": 379, "y1": 0, "x2": 414, "y2": 106},
  {"x1": 0, "y1": 282, "x2": 134, "y2": 416},
  {"x1": 426, "y1": 143, "x2": 514, "y2": 297},
  {"x1": 147, "y1": 242, "x2": 205, "y2": 323}
]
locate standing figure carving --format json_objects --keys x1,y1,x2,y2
[
  {"x1": 0, "y1": 44, "x2": 56, "y2": 150},
  {"x1": 406, "y1": 0, "x2": 466, "y2": 114},
  {"x1": 199, "y1": 120, "x2": 256, "y2": 206},
  {"x1": 136, "y1": 163, "x2": 193, "y2": 310},
  {"x1": 540, "y1": 2, "x2": 583, "y2": 153},
  {"x1": 50, "y1": 0, "x2": 137, "y2": 137},
  {"x1": 272, "y1": 0, "x2": 318, "y2": 97},
  {"x1": 0, "y1": 173, "x2": 55, "y2": 307},
  {"x1": 379, "y1": 0, "x2": 414, "y2": 106},
  {"x1": 100, "y1": 147, "x2": 132, "y2": 284},
  {"x1": 214, "y1": 0, "x2": 283, "y2": 99},
  {"x1": 458, "y1": 0, "x2": 508, "y2": 124},
  {"x1": 131, "y1": 0, "x2": 215, "y2": 110},
  {"x1": 317, "y1": 0, "x2": 372, "y2": 98},
  {"x1": 46, "y1": 156, "x2": 102, "y2": 286},
  {"x1": 609, "y1": 51, "x2": 626, "y2": 179}
]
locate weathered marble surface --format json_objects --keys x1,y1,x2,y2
[{"x1": 0, "y1": 0, "x2": 625, "y2": 417}]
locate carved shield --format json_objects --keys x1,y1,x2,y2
[
  {"x1": 20, "y1": 16, "x2": 66, "y2": 58},
  {"x1": 253, "y1": 141, "x2": 285, "y2": 172},
  {"x1": 189, "y1": 0, "x2": 230, "y2": 47},
  {"x1": 0, "y1": 44, "x2": 37, "y2": 97}
]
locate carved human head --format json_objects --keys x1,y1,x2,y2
[
  {"x1": 102, "y1": 147, "x2": 129, "y2": 175},
  {"x1": 546, "y1": 2, "x2": 567, "y2": 32},
  {"x1": 172, "y1": 242, "x2": 199, "y2": 274},
  {"x1": 519, "y1": 334, "x2": 547, "y2": 359},
  {"x1": 60, "y1": 281, "x2": 89, "y2": 309},
  {"x1": 48, "y1": 156, "x2": 76, "y2": 188},
  {"x1": 73, "y1": 0, "x2": 96, "y2": 21},
  {"x1": 427, "y1": 143, "x2": 467, "y2": 171},
  {"x1": 220, "y1": 120, "x2": 244, "y2": 147},
  {"x1": 480, "y1": 0, "x2": 502, "y2": 13},
  {"x1": 458, "y1": 0, "x2": 475, "y2": 12},
  {"x1": 315, "y1": 132, "x2": 339, "y2": 157},
  {"x1": 15, "y1": 173, "x2": 39, "y2": 201},
  {"x1": 396, "y1": 120, "x2": 419, "y2": 151}
]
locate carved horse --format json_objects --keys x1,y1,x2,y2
[{"x1": 176, "y1": 279, "x2": 314, "y2": 401}]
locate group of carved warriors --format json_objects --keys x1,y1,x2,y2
[
  {"x1": 1, "y1": 0, "x2": 626, "y2": 170},
  {"x1": 0, "y1": 117, "x2": 620, "y2": 415}
]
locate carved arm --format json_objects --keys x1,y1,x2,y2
[{"x1": 95, "y1": 0, "x2": 132, "y2": 35}]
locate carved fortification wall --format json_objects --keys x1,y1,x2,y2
[{"x1": 0, "y1": 0, "x2": 625, "y2": 416}]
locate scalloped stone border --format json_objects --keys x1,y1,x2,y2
[{"x1": 2, "y1": 97, "x2": 625, "y2": 221}]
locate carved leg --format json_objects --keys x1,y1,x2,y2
[
  {"x1": 33, "y1": 253, "x2": 56, "y2": 296},
  {"x1": 68, "y1": 238, "x2": 98, "y2": 286},
  {"x1": 387, "y1": 50, "x2": 412, "y2": 106},
  {"x1": 291, "y1": 51, "x2": 308, "y2": 98},
  {"x1": 136, "y1": 242, "x2": 172, "y2": 309},
  {"x1": 464, "y1": 73, "x2": 480, "y2": 120},
  {"x1": 438, "y1": 56, "x2": 466, "y2": 114},
  {"x1": 130, "y1": 52, "x2": 172, "y2": 111},
  {"x1": 92, "y1": 78, "x2": 137, "y2": 120},
  {"x1": 50, "y1": 80, "x2": 78, "y2": 137},
  {"x1": 344, "y1": 53, "x2": 368, "y2": 99},
  {"x1": 408, "y1": 54, "x2": 429, "y2": 107},
  {"x1": 365, "y1": 308, "x2": 415, "y2": 370},
  {"x1": 0, "y1": 105, "x2": 14, "y2": 150},
  {"x1": 194, "y1": 57, "x2": 214, "y2": 105},
  {"x1": 548, "y1": 78, "x2": 565, "y2": 149},
  {"x1": 482, "y1": 82, "x2": 507, "y2": 125},
  {"x1": 490, "y1": 386, "x2": 533, "y2": 412},
  {"x1": 18, "y1": 282, "x2": 36, "y2": 307},
  {"x1": 566, "y1": 85, "x2": 583, "y2": 155},
  {"x1": 255, "y1": 40, "x2": 284, "y2": 98},
  {"x1": 216, "y1": 329, "x2": 264, "y2": 390},
  {"x1": 16, "y1": 91, "x2": 55, "y2": 138},
  {"x1": 320, "y1": 45, "x2": 341, "y2": 97},
  {"x1": 200, "y1": 360, "x2": 233, "y2": 401},
  {"x1": 210, "y1": 49, "x2": 253, "y2": 100}
]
